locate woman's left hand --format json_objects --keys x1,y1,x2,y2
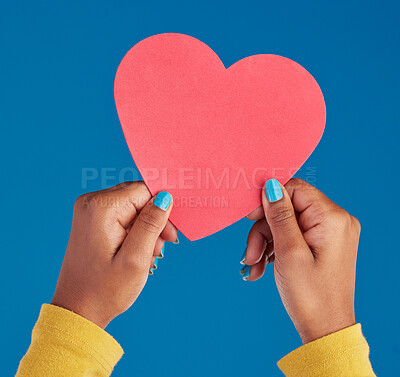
[{"x1": 51, "y1": 182, "x2": 177, "y2": 329}]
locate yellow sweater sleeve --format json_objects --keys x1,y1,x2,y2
[
  {"x1": 277, "y1": 324, "x2": 375, "y2": 377},
  {"x1": 16, "y1": 304, "x2": 124, "y2": 377}
]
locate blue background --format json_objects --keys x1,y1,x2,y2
[{"x1": 1, "y1": 1, "x2": 399, "y2": 376}]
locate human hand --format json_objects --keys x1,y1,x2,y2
[
  {"x1": 51, "y1": 182, "x2": 177, "y2": 329},
  {"x1": 242, "y1": 178, "x2": 360, "y2": 344}
]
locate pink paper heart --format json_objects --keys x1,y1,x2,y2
[{"x1": 114, "y1": 33, "x2": 326, "y2": 241}]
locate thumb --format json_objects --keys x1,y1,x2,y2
[
  {"x1": 262, "y1": 179, "x2": 307, "y2": 256},
  {"x1": 118, "y1": 191, "x2": 173, "y2": 269}
]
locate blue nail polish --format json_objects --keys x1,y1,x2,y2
[
  {"x1": 150, "y1": 258, "x2": 159, "y2": 274},
  {"x1": 240, "y1": 248, "x2": 247, "y2": 264},
  {"x1": 160, "y1": 245, "x2": 165, "y2": 258},
  {"x1": 265, "y1": 179, "x2": 283, "y2": 202},
  {"x1": 242, "y1": 265, "x2": 251, "y2": 280},
  {"x1": 172, "y1": 236, "x2": 179, "y2": 244},
  {"x1": 154, "y1": 191, "x2": 172, "y2": 210}
]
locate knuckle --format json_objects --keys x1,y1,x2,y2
[
  {"x1": 74, "y1": 193, "x2": 91, "y2": 210},
  {"x1": 137, "y1": 210, "x2": 163, "y2": 234},
  {"x1": 351, "y1": 215, "x2": 361, "y2": 233},
  {"x1": 285, "y1": 177, "x2": 307, "y2": 192},
  {"x1": 337, "y1": 209, "x2": 352, "y2": 226},
  {"x1": 135, "y1": 181, "x2": 147, "y2": 190},
  {"x1": 287, "y1": 177, "x2": 305, "y2": 188},
  {"x1": 75, "y1": 192, "x2": 110, "y2": 216},
  {"x1": 75, "y1": 193, "x2": 87, "y2": 204},
  {"x1": 115, "y1": 181, "x2": 133, "y2": 189},
  {"x1": 325, "y1": 207, "x2": 353, "y2": 231},
  {"x1": 308, "y1": 202, "x2": 329, "y2": 224},
  {"x1": 253, "y1": 218, "x2": 269, "y2": 235},
  {"x1": 85, "y1": 194, "x2": 103, "y2": 212},
  {"x1": 269, "y1": 205, "x2": 295, "y2": 227}
]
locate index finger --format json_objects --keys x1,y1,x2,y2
[
  {"x1": 103, "y1": 181, "x2": 152, "y2": 228},
  {"x1": 285, "y1": 178, "x2": 336, "y2": 232},
  {"x1": 246, "y1": 205, "x2": 264, "y2": 221}
]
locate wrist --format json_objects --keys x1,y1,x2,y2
[
  {"x1": 298, "y1": 316, "x2": 356, "y2": 344},
  {"x1": 51, "y1": 292, "x2": 112, "y2": 329}
]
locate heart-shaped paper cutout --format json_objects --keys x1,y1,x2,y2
[{"x1": 114, "y1": 33, "x2": 325, "y2": 241}]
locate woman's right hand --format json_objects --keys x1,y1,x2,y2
[{"x1": 243, "y1": 178, "x2": 361, "y2": 344}]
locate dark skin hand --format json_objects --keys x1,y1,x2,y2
[
  {"x1": 244, "y1": 178, "x2": 360, "y2": 343},
  {"x1": 51, "y1": 182, "x2": 177, "y2": 329}
]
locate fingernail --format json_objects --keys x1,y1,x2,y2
[
  {"x1": 265, "y1": 179, "x2": 283, "y2": 202},
  {"x1": 154, "y1": 191, "x2": 172, "y2": 210},
  {"x1": 159, "y1": 245, "x2": 165, "y2": 258},
  {"x1": 240, "y1": 264, "x2": 250, "y2": 276},
  {"x1": 172, "y1": 236, "x2": 179, "y2": 244},
  {"x1": 240, "y1": 248, "x2": 247, "y2": 265},
  {"x1": 242, "y1": 265, "x2": 251, "y2": 281},
  {"x1": 150, "y1": 258, "x2": 159, "y2": 273}
]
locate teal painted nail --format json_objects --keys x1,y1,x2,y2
[
  {"x1": 150, "y1": 258, "x2": 159, "y2": 274},
  {"x1": 240, "y1": 264, "x2": 250, "y2": 275},
  {"x1": 159, "y1": 245, "x2": 165, "y2": 258},
  {"x1": 242, "y1": 265, "x2": 251, "y2": 281},
  {"x1": 240, "y1": 248, "x2": 247, "y2": 265},
  {"x1": 172, "y1": 235, "x2": 179, "y2": 244},
  {"x1": 265, "y1": 179, "x2": 283, "y2": 202},
  {"x1": 154, "y1": 191, "x2": 172, "y2": 210}
]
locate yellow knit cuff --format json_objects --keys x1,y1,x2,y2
[
  {"x1": 277, "y1": 324, "x2": 375, "y2": 377},
  {"x1": 34, "y1": 304, "x2": 124, "y2": 372}
]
